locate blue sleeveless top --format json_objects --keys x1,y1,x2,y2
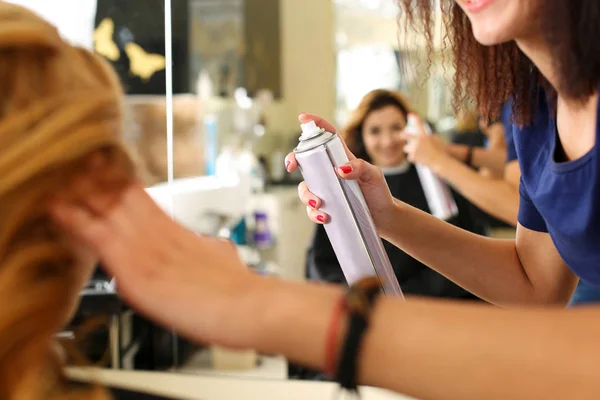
[{"x1": 515, "y1": 91, "x2": 600, "y2": 286}]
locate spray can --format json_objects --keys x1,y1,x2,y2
[
  {"x1": 404, "y1": 116, "x2": 458, "y2": 221},
  {"x1": 293, "y1": 121, "x2": 403, "y2": 297}
]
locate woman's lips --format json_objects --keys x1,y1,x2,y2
[{"x1": 460, "y1": 0, "x2": 493, "y2": 13}]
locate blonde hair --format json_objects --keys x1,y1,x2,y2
[
  {"x1": 340, "y1": 89, "x2": 412, "y2": 160},
  {"x1": 0, "y1": 3, "x2": 134, "y2": 399}
]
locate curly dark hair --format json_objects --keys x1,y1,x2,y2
[
  {"x1": 340, "y1": 89, "x2": 412, "y2": 162},
  {"x1": 398, "y1": 0, "x2": 600, "y2": 124}
]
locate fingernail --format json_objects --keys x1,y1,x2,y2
[
  {"x1": 317, "y1": 215, "x2": 325, "y2": 223},
  {"x1": 339, "y1": 165, "x2": 352, "y2": 174},
  {"x1": 309, "y1": 199, "x2": 317, "y2": 209},
  {"x1": 285, "y1": 160, "x2": 291, "y2": 171}
]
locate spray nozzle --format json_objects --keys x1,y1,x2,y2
[
  {"x1": 299, "y1": 120, "x2": 322, "y2": 140},
  {"x1": 403, "y1": 114, "x2": 432, "y2": 136}
]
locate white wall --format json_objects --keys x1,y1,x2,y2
[{"x1": 5, "y1": 0, "x2": 97, "y2": 49}]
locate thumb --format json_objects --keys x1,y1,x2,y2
[
  {"x1": 298, "y1": 113, "x2": 337, "y2": 133},
  {"x1": 49, "y1": 201, "x2": 113, "y2": 254},
  {"x1": 403, "y1": 140, "x2": 415, "y2": 155},
  {"x1": 298, "y1": 112, "x2": 356, "y2": 161},
  {"x1": 400, "y1": 131, "x2": 415, "y2": 142}
]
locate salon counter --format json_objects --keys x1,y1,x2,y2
[{"x1": 67, "y1": 367, "x2": 416, "y2": 400}]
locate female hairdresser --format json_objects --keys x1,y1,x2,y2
[{"x1": 52, "y1": 0, "x2": 600, "y2": 399}]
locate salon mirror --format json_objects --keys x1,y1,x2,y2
[
  {"x1": 6, "y1": 0, "x2": 189, "y2": 374},
  {"x1": 158, "y1": 0, "x2": 454, "y2": 383},
  {"x1": 9, "y1": 0, "x2": 452, "y2": 389}
]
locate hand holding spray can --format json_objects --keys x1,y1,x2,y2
[
  {"x1": 293, "y1": 121, "x2": 403, "y2": 297},
  {"x1": 403, "y1": 115, "x2": 458, "y2": 221}
]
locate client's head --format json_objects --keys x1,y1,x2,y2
[
  {"x1": 0, "y1": 3, "x2": 133, "y2": 398},
  {"x1": 341, "y1": 89, "x2": 411, "y2": 168}
]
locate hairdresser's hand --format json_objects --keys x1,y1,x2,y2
[
  {"x1": 401, "y1": 114, "x2": 448, "y2": 171},
  {"x1": 50, "y1": 182, "x2": 263, "y2": 349},
  {"x1": 285, "y1": 113, "x2": 396, "y2": 236}
]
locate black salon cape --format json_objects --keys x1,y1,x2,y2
[{"x1": 306, "y1": 164, "x2": 483, "y2": 300}]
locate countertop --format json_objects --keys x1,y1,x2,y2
[{"x1": 67, "y1": 368, "x2": 416, "y2": 400}]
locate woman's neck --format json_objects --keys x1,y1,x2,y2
[
  {"x1": 380, "y1": 160, "x2": 411, "y2": 175},
  {"x1": 518, "y1": 36, "x2": 598, "y2": 161},
  {"x1": 516, "y1": 36, "x2": 596, "y2": 110},
  {"x1": 516, "y1": 37, "x2": 559, "y2": 92}
]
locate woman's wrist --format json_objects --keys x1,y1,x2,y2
[
  {"x1": 377, "y1": 199, "x2": 408, "y2": 240},
  {"x1": 427, "y1": 152, "x2": 455, "y2": 178},
  {"x1": 242, "y1": 276, "x2": 345, "y2": 368},
  {"x1": 446, "y1": 144, "x2": 469, "y2": 162}
]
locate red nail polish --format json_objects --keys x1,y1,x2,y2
[
  {"x1": 317, "y1": 215, "x2": 325, "y2": 223},
  {"x1": 340, "y1": 165, "x2": 352, "y2": 174},
  {"x1": 309, "y1": 199, "x2": 317, "y2": 208}
]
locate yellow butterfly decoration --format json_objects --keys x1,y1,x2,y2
[
  {"x1": 93, "y1": 18, "x2": 120, "y2": 61},
  {"x1": 124, "y1": 42, "x2": 166, "y2": 82},
  {"x1": 94, "y1": 18, "x2": 166, "y2": 82}
]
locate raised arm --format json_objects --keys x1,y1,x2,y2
[
  {"x1": 427, "y1": 153, "x2": 519, "y2": 225},
  {"x1": 50, "y1": 183, "x2": 598, "y2": 400},
  {"x1": 446, "y1": 144, "x2": 508, "y2": 177},
  {"x1": 404, "y1": 118, "x2": 520, "y2": 226},
  {"x1": 288, "y1": 115, "x2": 575, "y2": 306},
  {"x1": 250, "y1": 278, "x2": 600, "y2": 400},
  {"x1": 377, "y1": 197, "x2": 576, "y2": 305}
]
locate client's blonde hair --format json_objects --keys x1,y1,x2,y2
[{"x1": 0, "y1": 3, "x2": 134, "y2": 399}]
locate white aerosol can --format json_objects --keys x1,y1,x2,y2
[
  {"x1": 403, "y1": 115, "x2": 458, "y2": 221},
  {"x1": 294, "y1": 121, "x2": 403, "y2": 297}
]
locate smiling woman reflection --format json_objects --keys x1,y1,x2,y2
[{"x1": 307, "y1": 89, "x2": 483, "y2": 300}]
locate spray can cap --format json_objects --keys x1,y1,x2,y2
[{"x1": 299, "y1": 120, "x2": 322, "y2": 140}]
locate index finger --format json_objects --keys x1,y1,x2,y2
[
  {"x1": 284, "y1": 152, "x2": 298, "y2": 172},
  {"x1": 298, "y1": 113, "x2": 356, "y2": 161},
  {"x1": 299, "y1": 113, "x2": 337, "y2": 133}
]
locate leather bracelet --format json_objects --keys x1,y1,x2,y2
[
  {"x1": 325, "y1": 295, "x2": 347, "y2": 376},
  {"x1": 334, "y1": 277, "x2": 383, "y2": 393}
]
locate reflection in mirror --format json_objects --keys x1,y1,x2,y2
[
  {"x1": 160, "y1": 0, "x2": 337, "y2": 384},
  {"x1": 94, "y1": 0, "x2": 194, "y2": 190},
  {"x1": 125, "y1": 95, "x2": 204, "y2": 187},
  {"x1": 160, "y1": 0, "x2": 293, "y2": 382},
  {"x1": 189, "y1": 0, "x2": 281, "y2": 99}
]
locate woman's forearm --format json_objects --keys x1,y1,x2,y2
[
  {"x1": 376, "y1": 200, "x2": 562, "y2": 305},
  {"x1": 248, "y1": 279, "x2": 600, "y2": 400},
  {"x1": 434, "y1": 155, "x2": 519, "y2": 226},
  {"x1": 471, "y1": 147, "x2": 507, "y2": 177},
  {"x1": 446, "y1": 144, "x2": 507, "y2": 177}
]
